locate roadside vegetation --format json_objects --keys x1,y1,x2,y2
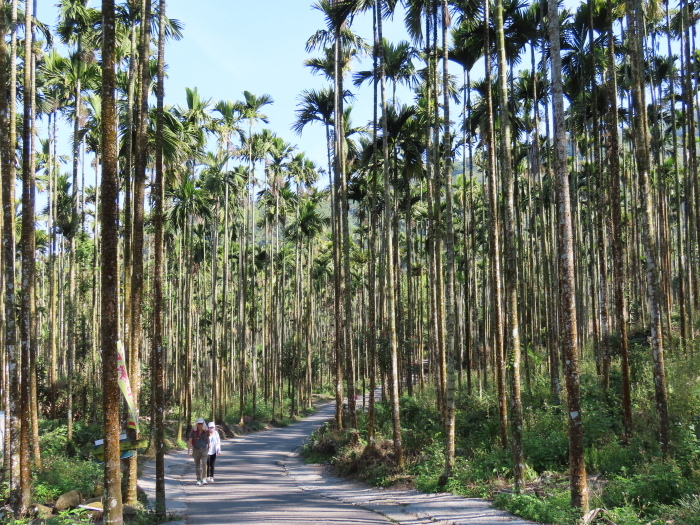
[{"x1": 303, "y1": 347, "x2": 700, "y2": 524}]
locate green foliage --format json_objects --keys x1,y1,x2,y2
[
  {"x1": 33, "y1": 456, "x2": 102, "y2": 504},
  {"x1": 603, "y1": 505, "x2": 647, "y2": 525},
  {"x1": 492, "y1": 491, "x2": 580, "y2": 524},
  {"x1": 0, "y1": 516, "x2": 31, "y2": 525},
  {"x1": 127, "y1": 507, "x2": 185, "y2": 525},
  {"x1": 398, "y1": 396, "x2": 441, "y2": 455},
  {"x1": 301, "y1": 422, "x2": 342, "y2": 463},
  {"x1": 601, "y1": 460, "x2": 696, "y2": 515},
  {"x1": 38, "y1": 420, "x2": 103, "y2": 459},
  {"x1": 454, "y1": 392, "x2": 500, "y2": 451},
  {"x1": 585, "y1": 439, "x2": 643, "y2": 475},
  {"x1": 656, "y1": 494, "x2": 700, "y2": 524},
  {"x1": 521, "y1": 407, "x2": 569, "y2": 472},
  {"x1": 38, "y1": 423, "x2": 69, "y2": 457},
  {"x1": 412, "y1": 441, "x2": 445, "y2": 493},
  {"x1": 45, "y1": 508, "x2": 92, "y2": 525}
]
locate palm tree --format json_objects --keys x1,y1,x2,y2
[
  {"x1": 293, "y1": 86, "x2": 336, "y2": 186},
  {"x1": 353, "y1": 39, "x2": 418, "y2": 104},
  {"x1": 200, "y1": 150, "x2": 232, "y2": 423},
  {"x1": 377, "y1": 0, "x2": 403, "y2": 466},
  {"x1": 309, "y1": 0, "x2": 366, "y2": 430},
  {"x1": 625, "y1": 0, "x2": 670, "y2": 456},
  {"x1": 439, "y1": 0, "x2": 459, "y2": 485},
  {"x1": 56, "y1": 0, "x2": 101, "y2": 445},
  {"x1": 165, "y1": 176, "x2": 212, "y2": 437},
  {"x1": 125, "y1": 0, "x2": 153, "y2": 504},
  {"x1": 100, "y1": 0, "x2": 125, "y2": 521},
  {"x1": 0, "y1": 0, "x2": 20, "y2": 509},
  {"x1": 494, "y1": 0, "x2": 524, "y2": 491},
  {"x1": 152, "y1": 1, "x2": 167, "y2": 515},
  {"x1": 17, "y1": 0, "x2": 36, "y2": 512},
  {"x1": 604, "y1": 0, "x2": 631, "y2": 444},
  {"x1": 548, "y1": 0, "x2": 589, "y2": 511},
  {"x1": 233, "y1": 90, "x2": 273, "y2": 425}
]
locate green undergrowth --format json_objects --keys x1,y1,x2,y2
[{"x1": 301, "y1": 351, "x2": 700, "y2": 524}]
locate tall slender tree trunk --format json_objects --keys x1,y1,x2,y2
[
  {"x1": 548, "y1": 0, "x2": 589, "y2": 510},
  {"x1": 1, "y1": 0, "x2": 19, "y2": 500},
  {"x1": 625, "y1": 0, "x2": 670, "y2": 454},
  {"x1": 28, "y1": 14, "x2": 41, "y2": 470},
  {"x1": 483, "y1": 0, "x2": 508, "y2": 449},
  {"x1": 494, "y1": 0, "x2": 524, "y2": 489},
  {"x1": 126, "y1": 0, "x2": 151, "y2": 504},
  {"x1": 366, "y1": 0, "x2": 380, "y2": 449},
  {"x1": 18, "y1": 0, "x2": 36, "y2": 512},
  {"x1": 378, "y1": 1, "x2": 403, "y2": 468},
  {"x1": 211, "y1": 200, "x2": 220, "y2": 421},
  {"x1": 332, "y1": 4, "x2": 344, "y2": 429},
  {"x1": 440, "y1": 0, "x2": 457, "y2": 483},
  {"x1": 606, "y1": 0, "x2": 632, "y2": 442},
  {"x1": 152, "y1": 0, "x2": 167, "y2": 514},
  {"x1": 67, "y1": 24, "x2": 85, "y2": 446},
  {"x1": 238, "y1": 190, "x2": 247, "y2": 425},
  {"x1": 48, "y1": 112, "x2": 59, "y2": 420},
  {"x1": 101, "y1": 0, "x2": 124, "y2": 522}
]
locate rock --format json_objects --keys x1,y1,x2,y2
[
  {"x1": 94, "y1": 483, "x2": 104, "y2": 496},
  {"x1": 84, "y1": 496, "x2": 102, "y2": 505},
  {"x1": 31, "y1": 504, "x2": 54, "y2": 519},
  {"x1": 123, "y1": 504, "x2": 138, "y2": 518},
  {"x1": 55, "y1": 489, "x2": 82, "y2": 511}
]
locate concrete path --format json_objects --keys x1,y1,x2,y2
[{"x1": 140, "y1": 402, "x2": 535, "y2": 525}]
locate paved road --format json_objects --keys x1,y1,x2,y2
[
  {"x1": 182, "y1": 402, "x2": 393, "y2": 524},
  {"x1": 141, "y1": 401, "x2": 534, "y2": 524}
]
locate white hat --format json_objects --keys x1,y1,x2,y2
[
  {"x1": 196, "y1": 417, "x2": 205, "y2": 424},
  {"x1": 208, "y1": 422, "x2": 215, "y2": 428}
]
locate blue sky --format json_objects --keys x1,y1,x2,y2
[{"x1": 36, "y1": 1, "x2": 415, "y2": 176}]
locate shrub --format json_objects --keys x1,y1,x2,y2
[
  {"x1": 454, "y1": 393, "x2": 499, "y2": 452},
  {"x1": 657, "y1": 494, "x2": 700, "y2": 525},
  {"x1": 522, "y1": 408, "x2": 568, "y2": 472},
  {"x1": 33, "y1": 456, "x2": 102, "y2": 504},
  {"x1": 399, "y1": 396, "x2": 440, "y2": 455},
  {"x1": 45, "y1": 508, "x2": 91, "y2": 525},
  {"x1": 492, "y1": 491, "x2": 579, "y2": 524},
  {"x1": 601, "y1": 460, "x2": 694, "y2": 515},
  {"x1": 605, "y1": 505, "x2": 646, "y2": 525},
  {"x1": 39, "y1": 424, "x2": 69, "y2": 457},
  {"x1": 459, "y1": 445, "x2": 512, "y2": 482},
  {"x1": 585, "y1": 440, "x2": 640, "y2": 475},
  {"x1": 412, "y1": 441, "x2": 444, "y2": 493}
]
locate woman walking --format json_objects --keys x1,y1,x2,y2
[
  {"x1": 206, "y1": 421, "x2": 222, "y2": 483},
  {"x1": 188, "y1": 418, "x2": 209, "y2": 485}
]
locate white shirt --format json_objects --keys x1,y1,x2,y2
[{"x1": 208, "y1": 429, "x2": 221, "y2": 455}]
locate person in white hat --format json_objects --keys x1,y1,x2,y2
[
  {"x1": 188, "y1": 417, "x2": 208, "y2": 485},
  {"x1": 205, "y1": 422, "x2": 221, "y2": 483}
]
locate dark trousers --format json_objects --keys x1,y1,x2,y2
[{"x1": 207, "y1": 454, "x2": 217, "y2": 477}]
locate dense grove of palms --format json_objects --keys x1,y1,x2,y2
[{"x1": 2, "y1": 0, "x2": 700, "y2": 521}]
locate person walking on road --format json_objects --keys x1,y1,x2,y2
[
  {"x1": 206, "y1": 421, "x2": 221, "y2": 483},
  {"x1": 188, "y1": 417, "x2": 209, "y2": 485}
]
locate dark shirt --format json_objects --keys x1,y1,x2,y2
[{"x1": 189, "y1": 428, "x2": 208, "y2": 450}]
